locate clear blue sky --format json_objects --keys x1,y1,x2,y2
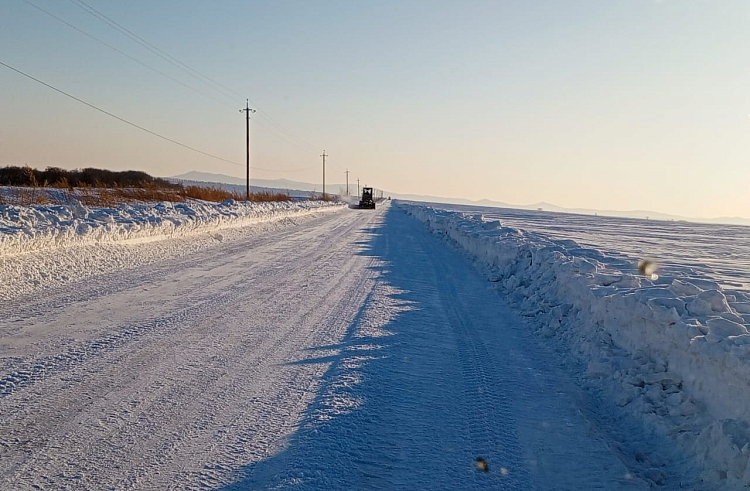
[{"x1": 1, "y1": 0, "x2": 748, "y2": 218}]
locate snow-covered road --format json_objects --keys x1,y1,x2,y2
[{"x1": 1, "y1": 204, "x2": 678, "y2": 489}]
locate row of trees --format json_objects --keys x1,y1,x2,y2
[{"x1": 0, "y1": 166, "x2": 178, "y2": 189}]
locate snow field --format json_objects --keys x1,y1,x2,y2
[
  {"x1": 397, "y1": 202, "x2": 750, "y2": 489},
  {"x1": 0, "y1": 199, "x2": 345, "y2": 256}
]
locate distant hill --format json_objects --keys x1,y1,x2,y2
[
  {"x1": 172, "y1": 171, "x2": 246, "y2": 186},
  {"x1": 169, "y1": 171, "x2": 750, "y2": 227},
  {"x1": 171, "y1": 171, "x2": 348, "y2": 194}
]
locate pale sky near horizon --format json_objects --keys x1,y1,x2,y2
[{"x1": 1, "y1": 0, "x2": 749, "y2": 219}]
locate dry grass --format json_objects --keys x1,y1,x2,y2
[
  {"x1": 13, "y1": 184, "x2": 48, "y2": 206},
  {"x1": 308, "y1": 191, "x2": 340, "y2": 202},
  {"x1": 50, "y1": 178, "x2": 73, "y2": 189},
  {"x1": 0, "y1": 166, "x2": 297, "y2": 207},
  {"x1": 0, "y1": 182, "x2": 293, "y2": 207},
  {"x1": 180, "y1": 185, "x2": 243, "y2": 202},
  {"x1": 247, "y1": 190, "x2": 293, "y2": 202},
  {"x1": 176, "y1": 186, "x2": 291, "y2": 202}
]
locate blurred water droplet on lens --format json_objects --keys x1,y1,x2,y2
[{"x1": 638, "y1": 259, "x2": 658, "y2": 280}]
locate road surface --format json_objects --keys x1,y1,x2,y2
[{"x1": 0, "y1": 204, "x2": 650, "y2": 490}]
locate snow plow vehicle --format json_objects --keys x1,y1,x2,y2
[{"x1": 359, "y1": 187, "x2": 376, "y2": 209}]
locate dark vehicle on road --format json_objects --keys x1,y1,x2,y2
[{"x1": 359, "y1": 187, "x2": 375, "y2": 209}]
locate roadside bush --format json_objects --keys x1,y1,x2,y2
[
  {"x1": 0, "y1": 165, "x2": 293, "y2": 205},
  {"x1": 0, "y1": 166, "x2": 179, "y2": 189},
  {"x1": 180, "y1": 186, "x2": 243, "y2": 202},
  {"x1": 308, "y1": 191, "x2": 340, "y2": 202},
  {"x1": 248, "y1": 191, "x2": 292, "y2": 202}
]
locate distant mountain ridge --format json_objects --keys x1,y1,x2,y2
[
  {"x1": 169, "y1": 171, "x2": 750, "y2": 227},
  {"x1": 171, "y1": 171, "x2": 348, "y2": 194}
]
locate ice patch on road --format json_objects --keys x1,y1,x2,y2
[{"x1": 398, "y1": 201, "x2": 750, "y2": 490}]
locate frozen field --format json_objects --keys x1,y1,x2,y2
[{"x1": 429, "y1": 203, "x2": 750, "y2": 293}]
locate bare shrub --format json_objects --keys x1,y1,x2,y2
[
  {"x1": 15, "y1": 186, "x2": 36, "y2": 206},
  {"x1": 248, "y1": 191, "x2": 291, "y2": 202},
  {"x1": 50, "y1": 177, "x2": 72, "y2": 189},
  {"x1": 0, "y1": 166, "x2": 294, "y2": 206},
  {"x1": 180, "y1": 186, "x2": 241, "y2": 202},
  {"x1": 308, "y1": 191, "x2": 339, "y2": 202},
  {"x1": 0, "y1": 165, "x2": 179, "y2": 189}
]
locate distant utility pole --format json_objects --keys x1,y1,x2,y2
[
  {"x1": 240, "y1": 100, "x2": 256, "y2": 200},
  {"x1": 320, "y1": 150, "x2": 328, "y2": 199},
  {"x1": 357, "y1": 178, "x2": 360, "y2": 197},
  {"x1": 344, "y1": 169, "x2": 350, "y2": 196}
]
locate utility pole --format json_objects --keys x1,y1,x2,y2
[
  {"x1": 239, "y1": 100, "x2": 256, "y2": 201},
  {"x1": 320, "y1": 150, "x2": 328, "y2": 199},
  {"x1": 344, "y1": 169, "x2": 350, "y2": 196},
  {"x1": 357, "y1": 178, "x2": 360, "y2": 197}
]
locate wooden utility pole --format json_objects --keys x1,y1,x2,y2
[
  {"x1": 344, "y1": 169, "x2": 350, "y2": 196},
  {"x1": 357, "y1": 178, "x2": 360, "y2": 197},
  {"x1": 240, "y1": 100, "x2": 256, "y2": 200},
  {"x1": 320, "y1": 150, "x2": 328, "y2": 199}
]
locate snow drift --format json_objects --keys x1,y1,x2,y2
[
  {"x1": 0, "y1": 199, "x2": 345, "y2": 256},
  {"x1": 398, "y1": 202, "x2": 750, "y2": 489}
]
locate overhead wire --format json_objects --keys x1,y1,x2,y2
[
  {"x1": 1, "y1": 61, "x2": 322, "y2": 174},
  {"x1": 251, "y1": 164, "x2": 318, "y2": 173},
  {"x1": 66, "y1": 0, "x2": 321, "y2": 152},
  {"x1": 19, "y1": 0, "x2": 236, "y2": 110},
  {"x1": 20, "y1": 0, "x2": 319, "y2": 154},
  {"x1": 10, "y1": 0, "x2": 327, "y2": 175},
  {"x1": 0, "y1": 60, "x2": 242, "y2": 166},
  {"x1": 2, "y1": 59, "x2": 322, "y2": 174},
  {"x1": 66, "y1": 0, "x2": 238, "y2": 102},
  {"x1": 251, "y1": 106, "x2": 319, "y2": 151}
]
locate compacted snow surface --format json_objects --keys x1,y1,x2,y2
[{"x1": 0, "y1": 200, "x2": 743, "y2": 489}]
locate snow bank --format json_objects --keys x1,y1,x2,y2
[
  {"x1": 0, "y1": 199, "x2": 345, "y2": 256},
  {"x1": 398, "y1": 202, "x2": 750, "y2": 489}
]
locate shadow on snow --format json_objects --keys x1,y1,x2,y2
[{"x1": 214, "y1": 207, "x2": 480, "y2": 490}]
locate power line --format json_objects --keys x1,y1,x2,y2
[
  {"x1": 65, "y1": 0, "x2": 321, "y2": 152},
  {"x1": 2, "y1": 59, "x2": 322, "y2": 175},
  {"x1": 75, "y1": 0, "x2": 242, "y2": 99},
  {"x1": 251, "y1": 164, "x2": 318, "y2": 173},
  {"x1": 253, "y1": 120, "x2": 322, "y2": 153},
  {"x1": 19, "y1": 0, "x2": 235, "y2": 110},
  {"x1": 20, "y1": 0, "x2": 323, "y2": 156},
  {"x1": 1, "y1": 60, "x2": 322, "y2": 176},
  {"x1": 253, "y1": 107, "x2": 318, "y2": 151},
  {"x1": 0, "y1": 60, "x2": 242, "y2": 166},
  {"x1": 66, "y1": 0, "x2": 237, "y2": 102}
]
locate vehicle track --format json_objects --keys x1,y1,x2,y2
[
  {"x1": 0, "y1": 207, "x2": 381, "y2": 490},
  {"x1": 420, "y1": 233, "x2": 531, "y2": 489},
  {"x1": 232, "y1": 206, "x2": 649, "y2": 490},
  {"x1": 0, "y1": 205, "x2": 655, "y2": 490}
]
